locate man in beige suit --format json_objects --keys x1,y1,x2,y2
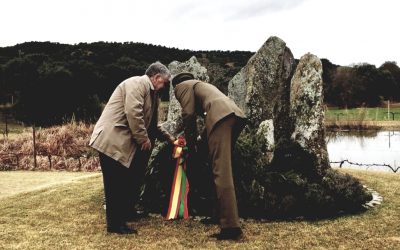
[
  {"x1": 172, "y1": 72, "x2": 247, "y2": 240},
  {"x1": 90, "y1": 62, "x2": 174, "y2": 234}
]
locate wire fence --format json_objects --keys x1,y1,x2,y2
[
  {"x1": 2, "y1": 149, "x2": 398, "y2": 173},
  {"x1": 330, "y1": 159, "x2": 400, "y2": 173},
  {"x1": 0, "y1": 147, "x2": 100, "y2": 171}
]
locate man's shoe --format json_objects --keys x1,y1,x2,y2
[
  {"x1": 213, "y1": 227, "x2": 244, "y2": 241},
  {"x1": 107, "y1": 224, "x2": 138, "y2": 235}
]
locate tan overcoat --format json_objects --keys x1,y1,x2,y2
[{"x1": 89, "y1": 75, "x2": 170, "y2": 168}]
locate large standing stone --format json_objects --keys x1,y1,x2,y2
[
  {"x1": 228, "y1": 36, "x2": 295, "y2": 128},
  {"x1": 226, "y1": 36, "x2": 329, "y2": 177},
  {"x1": 290, "y1": 53, "x2": 330, "y2": 176},
  {"x1": 161, "y1": 56, "x2": 209, "y2": 136}
]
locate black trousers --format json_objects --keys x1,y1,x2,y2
[{"x1": 99, "y1": 150, "x2": 149, "y2": 228}]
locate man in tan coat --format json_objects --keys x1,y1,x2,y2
[
  {"x1": 172, "y1": 72, "x2": 247, "y2": 240},
  {"x1": 90, "y1": 62, "x2": 174, "y2": 234}
]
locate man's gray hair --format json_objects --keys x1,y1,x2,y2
[{"x1": 145, "y1": 61, "x2": 171, "y2": 78}]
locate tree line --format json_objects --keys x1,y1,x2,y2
[
  {"x1": 0, "y1": 41, "x2": 399, "y2": 126},
  {"x1": 322, "y1": 59, "x2": 400, "y2": 107},
  {"x1": 0, "y1": 42, "x2": 251, "y2": 126}
]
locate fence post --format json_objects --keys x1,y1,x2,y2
[
  {"x1": 33, "y1": 125, "x2": 37, "y2": 169},
  {"x1": 5, "y1": 111, "x2": 8, "y2": 138},
  {"x1": 48, "y1": 155, "x2": 52, "y2": 169},
  {"x1": 78, "y1": 157, "x2": 82, "y2": 171},
  {"x1": 16, "y1": 154, "x2": 19, "y2": 169}
]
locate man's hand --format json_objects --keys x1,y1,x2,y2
[
  {"x1": 141, "y1": 139, "x2": 152, "y2": 151},
  {"x1": 168, "y1": 136, "x2": 176, "y2": 145}
]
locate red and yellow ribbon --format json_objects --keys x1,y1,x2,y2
[{"x1": 166, "y1": 136, "x2": 189, "y2": 220}]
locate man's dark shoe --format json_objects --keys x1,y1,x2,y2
[
  {"x1": 213, "y1": 227, "x2": 244, "y2": 241},
  {"x1": 107, "y1": 224, "x2": 138, "y2": 235}
]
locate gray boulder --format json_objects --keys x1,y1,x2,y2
[
  {"x1": 290, "y1": 53, "x2": 330, "y2": 176},
  {"x1": 161, "y1": 56, "x2": 209, "y2": 136},
  {"x1": 228, "y1": 36, "x2": 295, "y2": 128},
  {"x1": 256, "y1": 119, "x2": 275, "y2": 164},
  {"x1": 257, "y1": 119, "x2": 275, "y2": 151}
]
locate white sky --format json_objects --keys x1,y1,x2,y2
[{"x1": 1, "y1": 0, "x2": 399, "y2": 66}]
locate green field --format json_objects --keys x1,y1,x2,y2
[
  {"x1": 0, "y1": 169, "x2": 399, "y2": 249},
  {"x1": 326, "y1": 107, "x2": 400, "y2": 121}
]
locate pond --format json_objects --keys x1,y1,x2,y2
[{"x1": 326, "y1": 130, "x2": 400, "y2": 173}]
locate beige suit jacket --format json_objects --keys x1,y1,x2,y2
[
  {"x1": 89, "y1": 75, "x2": 170, "y2": 168},
  {"x1": 174, "y1": 80, "x2": 246, "y2": 148}
]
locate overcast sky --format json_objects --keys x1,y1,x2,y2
[{"x1": 1, "y1": 0, "x2": 399, "y2": 66}]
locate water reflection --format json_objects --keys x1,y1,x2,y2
[{"x1": 326, "y1": 130, "x2": 400, "y2": 172}]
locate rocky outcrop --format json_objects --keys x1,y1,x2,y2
[
  {"x1": 142, "y1": 37, "x2": 370, "y2": 219},
  {"x1": 227, "y1": 37, "x2": 330, "y2": 177}
]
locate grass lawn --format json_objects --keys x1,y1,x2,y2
[
  {"x1": 0, "y1": 169, "x2": 399, "y2": 249},
  {"x1": 0, "y1": 171, "x2": 100, "y2": 199}
]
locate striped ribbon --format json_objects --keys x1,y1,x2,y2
[{"x1": 166, "y1": 136, "x2": 189, "y2": 220}]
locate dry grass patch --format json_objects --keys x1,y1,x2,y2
[
  {"x1": 325, "y1": 120, "x2": 400, "y2": 130},
  {"x1": 0, "y1": 122, "x2": 98, "y2": 171},
  {"x1": 0, "y1": 169, "x2": 399, "y2": 249}
]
